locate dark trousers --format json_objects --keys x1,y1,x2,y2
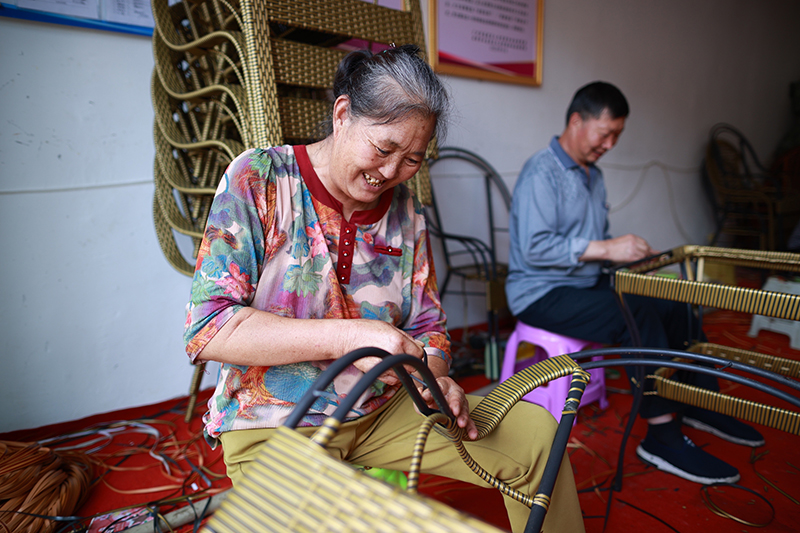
[{"x1": 516, "y1": 275, "x2": 717, "y2": 418}]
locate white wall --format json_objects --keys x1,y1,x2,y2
[{"x1": 1, "y1": 1, "x2": 798, "y2": 433}]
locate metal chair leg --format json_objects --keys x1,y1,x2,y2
[{"x1": 185, "y1": 362, "x2": 206, "y2": 424}]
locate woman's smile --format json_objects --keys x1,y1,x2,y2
[{"x1": 363, "y1": 173, "x2": 384, "y2": 188}]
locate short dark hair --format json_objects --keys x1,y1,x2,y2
[
  {"x1": 324, "y1": 44, "x2": 450, "y2": 140},
  {"x1": 565, "y1": 81, "x2": 629, "y2": 125}
]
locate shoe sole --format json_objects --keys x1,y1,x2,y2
[
  {"x1": 636, "y1": 444, "x2": 740, "y2": 485},
  {"x1": 683, "y1": 416, "x2": 765, "y2": 447}
]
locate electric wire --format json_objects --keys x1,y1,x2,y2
[
  {"x1": 603, "y1": 160, "x2": 699, "y2": 243},
  {"x1": 1, "y1": 395, "x2": 228, "y2": 533}
]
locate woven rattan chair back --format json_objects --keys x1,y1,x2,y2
[
  {"x1": 151, "y1": 0, "x2": 434, "y2": 276},
  {"x1": 702, "y1": 123, "x2": 800, "y2": 250}
]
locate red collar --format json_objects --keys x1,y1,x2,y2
[{"x1": 294, "y1": 145, "x2": 393, "y2": 224}]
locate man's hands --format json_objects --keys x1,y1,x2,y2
[{"x1": 580, "y1": 234, "x2": 657, "y2": 264}]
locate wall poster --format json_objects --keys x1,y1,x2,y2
[{"x1": 429, "y1": 0, "x2": 543, "y2": 86}]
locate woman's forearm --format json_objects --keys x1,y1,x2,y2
[
  {"x1": 197, "y1": 307, "x2": 429, "y2": 367},
  {"x1": 197, "y1": 308, "x2": 351, "y2": 366}
]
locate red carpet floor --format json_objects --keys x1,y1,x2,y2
[{"x1": 2, "y1": 309, "x2": 799, "y2": 532}]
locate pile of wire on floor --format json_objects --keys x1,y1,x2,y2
[{"x1": 0, "y1": 398, "x2": 230, "y2": 533}]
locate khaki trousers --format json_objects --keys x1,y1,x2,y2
[{"x1": 220, "y1": 390, "x2": 585, "y2": 533}]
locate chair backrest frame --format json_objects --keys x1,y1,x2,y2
[{"x1": 425, "y1": 147, "x2": 511, "y2": 286}]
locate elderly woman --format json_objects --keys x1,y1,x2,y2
[{"x1": 184, "y1": 45, "x2": 584, "y2": 532}]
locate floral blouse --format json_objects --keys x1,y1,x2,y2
[{"x1": 184, "y1": 145, "x2": 450, "y2": 443}]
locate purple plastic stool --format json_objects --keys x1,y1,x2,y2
[{"x1": 501, "y1": 322, "x2": 608, "y2": 422}]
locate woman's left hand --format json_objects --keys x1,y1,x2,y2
[{"x1": 419, "y1": 377, "x2": 479, "y2": 441}]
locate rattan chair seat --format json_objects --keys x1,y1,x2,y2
[
  {"x1": 617, "y1": 246, "x2": 800, "y2": 320},
  {"x1": 270, "y1": 38, "x2": 346, "y2": 87},
  {"x1": 652, "y1": 363, "x2": 800, "y2": 435},
  {"x1": 277, "y1": 96, "x2": 332, "y2": 141},
  {"x1": 613, "y1": 245, "x2": 800, "y2": 440},
  {"x1": 261, "y1": 0, "x2": 418, "y2": 45}
]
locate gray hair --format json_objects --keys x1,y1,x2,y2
[{"x1": 324, "y1": 45, "x2": 450, "y2": 141}]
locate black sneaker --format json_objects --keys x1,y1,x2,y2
[
  {"x1": 682, "y1": 407, "x2": 765, "y2": 447},
  {"x1": 636, "y1": 434, "x2": 740, "y2": 485}
]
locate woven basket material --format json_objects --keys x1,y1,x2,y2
[
  {"x1": 652, "y1": 366, "x2": 800, "y2": 436},
  {"x1": 202, "y1": 426, "x2": 504, "y2": 533},
  {"x1": 200, "y1": 353, "x2": 591, "y2": 532},
  {"x1": 151, "y1": 0, "x2": 434, "y2": 276},
  {"x1": 615, "y1": 270, "x2": 800, "y2": 320},
  {"x1": 616, "y1": 245, "x2": 800, "y2": 438}
]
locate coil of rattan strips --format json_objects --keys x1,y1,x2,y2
[
  {"x1": 626, "y1": 245, "x2": 800, "y2": 276},
  {"x1": 201, "y1": 427, "x2": 504, "y2": 533},
  {"x1": 470, "y1": 354, "x2": 583, "y2": 440},
  {"x1": 614, "y1": 270, "x2": 800, "y2": 321},
  {"x1": 688, "y1": 342, "x2": 800, "y2": 379},
  {"x1": 651, "y1": 367, "x2": 800, "y2": 435}
]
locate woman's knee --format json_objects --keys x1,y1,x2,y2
[{"x1": 492, "y1": 401, "x2": 559, "y2": 456}]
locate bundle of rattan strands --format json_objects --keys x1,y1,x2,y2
[{"x1": 0, "y1": 440, "x2": 94, "y2": 533}]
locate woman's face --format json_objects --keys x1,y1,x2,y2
[{"x1": 329, "y1": 97, "x2": 435, "y2": 215}]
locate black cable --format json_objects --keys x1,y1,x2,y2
[
  {"x1": 617, "y1": 498, "x2": 682, "y2": 533},
  {"x1": 191, "y1": 496, "x2": 214, "y2": 533}
]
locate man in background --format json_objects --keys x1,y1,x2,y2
[{"x1": 505, "y1": 81, "x2": 763, "y2": 484}]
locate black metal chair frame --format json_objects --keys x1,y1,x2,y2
[{"x1": 424, "y1": 147, "x2": 512, "y2": 378}]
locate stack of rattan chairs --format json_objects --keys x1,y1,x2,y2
[
  {"x1": 151, "y1": 0, "x2": 432, "y2": 276},
  {"x1": 151, "y1": 0, "x2": 436, "y2": 424}
]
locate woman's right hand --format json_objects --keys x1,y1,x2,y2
[{"x1": 340, "y1": 319, "x2": 425, "y2": 385}]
